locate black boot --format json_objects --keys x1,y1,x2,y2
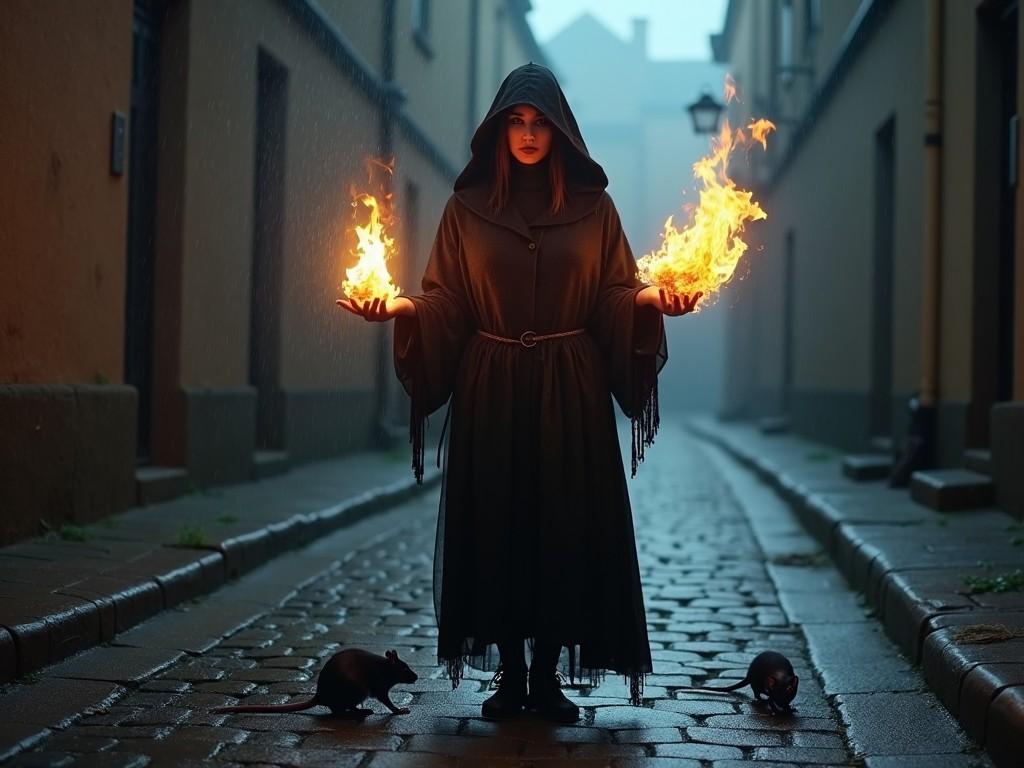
[
  {"x1": 481, "y1": 641, "x2": 527, "y2": 720},
  {"x1": 527, "y1": 641, "x2": 580, "y2": 723}
]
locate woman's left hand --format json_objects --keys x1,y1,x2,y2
[{"x1": 636, "y1": 286, "x2": 702, "y2": 316}]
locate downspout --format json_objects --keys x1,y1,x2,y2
[
  {"x1": 372, "y1": 0, "x2": 398, "y2": 449},
  {"x1": 892, "y1": 0, "x2": 943, "y2": 483}
]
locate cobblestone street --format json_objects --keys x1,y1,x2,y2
[{"x1": 2, "y1": 422, "x2": 989, "y2": 767}]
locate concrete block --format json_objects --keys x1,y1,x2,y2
[
  {"x1": 183, "y1": 386, "x2": 256, "y2": 488},
  {"x1": 136, "y1": 466, "x2": 190, "y2": 505},
  {"x1": 987, "y1": 685, "x2": 1024, "y2": 768},
  {"x1": 842, "y1": 454, "x2": 892, "y2": 481},
  {"x1": 910, "y1": 468, "x2": 994, "y2": 511}
]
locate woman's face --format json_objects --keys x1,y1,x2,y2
[{"x1": 506, "y1": 104, "x2": 553, "y2": 165}]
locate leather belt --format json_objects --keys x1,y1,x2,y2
[{"x1": 476, "y1": 328, "x2": 586, "y2": 349}]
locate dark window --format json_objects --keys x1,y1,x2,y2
[{"x1": 412, "y1": 0, "x2": 434, "y2": 58}]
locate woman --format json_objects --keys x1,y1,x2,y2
[{"x1": 338, "y1": 63, "x2": 699, "y2": 722}]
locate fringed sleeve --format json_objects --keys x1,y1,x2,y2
[
  {"x1": 394, "y1": 198, "x2": 472, "y2": 482},
  {"x1": 588, "y1": 196, "x2": 668, "y2": 477}
]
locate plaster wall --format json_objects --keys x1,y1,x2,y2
[
  {"x1": 759, "y1": 0, "x2": 926, "y2": 396},
  {"x1": 0, "y1": 0, "x2": 133, "y2": 384}
]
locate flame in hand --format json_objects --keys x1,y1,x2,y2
[
  {"x1": 342, "y1": 192, "x2": 401, "y2": 306},
  {"x1": 636, "y1": 79, "x2": 775, "y2": 310}
]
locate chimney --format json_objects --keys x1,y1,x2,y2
[{"x1": 632, "y1": 18, "x2": 648, "y2": 57}]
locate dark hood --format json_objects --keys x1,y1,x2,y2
[{"x1": 454, "y1": 63, "x2": 608, "y2": 229}]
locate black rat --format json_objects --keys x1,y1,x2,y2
[
  {"x1": 691, "y1": 650, "x2": 799, "y2": 714},
  {"x1": 212, "y1": 648, "x2": 418, "y2": 717}
]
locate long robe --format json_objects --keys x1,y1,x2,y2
[{"x1": 392, "y1": 63, "x2": 666, "y2": 705}]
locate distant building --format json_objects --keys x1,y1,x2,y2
[
  {"x1": 0, "y1": 0, "x2": 547, "y2": 545},
  {"x1": 544, "y1": 13, "x2": 729, "y2": 413},
  {"x1": 713, "y1": 0, "x2": 1023, "y2": 518}
]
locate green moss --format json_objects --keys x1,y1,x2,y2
[
  {"x1": 177, "y1": 525, "x2": 208, "y2": 548},
  {"x1": 963, "y1": 569, "x2": 1024, "y2": 595},
  {"x1": 215, "y1": 513, "x2": 239, "y2": 525},
  {"x1": 57, "y1": 524, "x2": 93, "y2": 542}
]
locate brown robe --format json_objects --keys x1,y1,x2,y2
[{"x1": 392, "y1": 63, "x2": 666, "y2": 705}]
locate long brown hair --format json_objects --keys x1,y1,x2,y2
[{"x1": 489, "y1": 115, "x2": 567, "y2": 216}]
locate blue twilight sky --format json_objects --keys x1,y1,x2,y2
[{"x1": 527, "y1": 0, "x2": 729, "y2": 61}]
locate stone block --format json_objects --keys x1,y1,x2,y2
[
  {"x1": 878, "y1": 569, "x2": 977, "y2": 662},
  {"x1": 842, "y1": 454, "x2": 892, "y2": 481},
  {"x1": 959, "y1": 662, "x2": 1024, "y2": 745},
  {"x1": 987, "y1": 685, "x2": 1024, "y2": 768},
  {"x1": 910, "y1": 468, "x2": 994, "y2": 511},
  {"x1": 0, "y1": 385, "x2": 76, "y2": 545},
  {"x1": 71, "y1": 385, "x2": 137, "y2": 525},
  {"x1": 135, "y1": 466, "x2": 190, "y2": 506},
  {"x1": 182, "y1": 387, "x2": 256, "y2": 488},
  {"x1": 44, "y1": 645, "x2": 184, "y2": 684},
  {"x1": 0, "y1": 677, "x2": 122, "y2": 728},
  {"x1": 837, "y1": 691, "x2": 968, "y2": 755},
  {"x1": 57, "y1": 576, "x2": 163, "y2": 637}
]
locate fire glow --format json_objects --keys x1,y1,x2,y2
[
  {"x1": 341, "y1": 165, "x2": 401, "y2": 306},
  {"x1": 636, "y1": 78, "x2": 775, "y2": 309}
]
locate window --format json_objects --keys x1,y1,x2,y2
[
  {"x1": 806, "y1": 0, "x2": 822, "y2": 36},
  {"x1": 412, "y1": 0, "x2": 434, "y2": 58},
  {"x1": 779, "y1": 0, "x2": 794, "y2": 86}
]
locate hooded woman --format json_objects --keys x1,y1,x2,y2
[{"x1": 338, "y1": 63, "x2": 700, "y2": 721}]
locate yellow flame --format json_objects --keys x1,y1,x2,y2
[
  {"x1": 635, "y1": 103, "x2": 775, "y2": 309},
  {"x1": 341, "y1": 193, "x2": 401, "y2": 305},
  {"x1": 749, "y1": 118, "x2": 776, "y2": 150}
]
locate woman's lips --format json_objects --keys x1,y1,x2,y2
[{"x1": 520, "y1": 147, "x2": 538, "y2": 153}]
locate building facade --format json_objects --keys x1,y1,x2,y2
[
  {"x1": 544, "y1": 14, "x2": 729, "y2": 414},
  {"x1": 0, "y1": 0, "x2": 547, "y2": 545},
  {"x1": 713, "y1": 0, "x2": 1024, "y2": 517}
]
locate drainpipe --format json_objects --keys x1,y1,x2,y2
[
  {"x1": 372, "y1": 0, "x2": 398, "y2": 450},
  {"x1": 892, "y1": 0, "x2": 943, "y2": 484}
]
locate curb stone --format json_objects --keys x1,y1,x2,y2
[{"x1": 688, "y1": 417, "x2": 1023, "y2": 768}]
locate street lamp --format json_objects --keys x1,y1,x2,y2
[{"x1": 687, "y1": 90, "x2": 724, "y2": 135}]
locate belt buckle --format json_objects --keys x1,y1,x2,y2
[{"x1": 519, "y1": 330, "x2": 537, "y2": 348}]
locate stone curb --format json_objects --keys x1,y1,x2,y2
[
  {"x1": 0, "y1": 468, "x2": 441, "y2": 686},
  {"x1": 688, "y1": 417, "x2": 1023, "y2": 768}
]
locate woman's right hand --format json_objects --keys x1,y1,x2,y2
[{"x1": 335, "y1": 296, "x2": 415, "y2": 322}]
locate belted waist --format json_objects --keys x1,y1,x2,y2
[{"x1": 476, "y1": 328, "x2": 586, "y2": 348}]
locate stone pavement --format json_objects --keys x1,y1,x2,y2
[
  {"x1": 691, "y1": 417, "x2": 1021, "y2": 768},
  {"x1": 0, "y1": 420, "x2": 995, "y2": 766},
  {"x1": 0, "y1": 446, "x2": 440, "y2": 684}
]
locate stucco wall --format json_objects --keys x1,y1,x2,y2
[{"x1": 0, "y1": 0, "x2": 133, "y2": 384}]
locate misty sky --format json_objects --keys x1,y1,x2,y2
[{"x1": 527, "y1": 0, "x2": 729, "y2": 61}]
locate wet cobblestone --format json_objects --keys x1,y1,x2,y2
[{"x1": 5, "y1": 423, "x2": 987, "y2": 765}]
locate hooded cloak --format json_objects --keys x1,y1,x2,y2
[{"x1": 393, "y1": 63, "x2": 665, "y2": 705}]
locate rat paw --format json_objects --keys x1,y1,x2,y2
[{"x1": 395, "y1": 707, "x2": 411, "y2": 715}]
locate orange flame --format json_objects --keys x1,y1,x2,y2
[
  {"x1": 342, "y1": 161, "x2": 401, "y2": 305},
  {"x1": 635, "y1": 78, "x2": 775, "y2": 309}
]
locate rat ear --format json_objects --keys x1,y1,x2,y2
[
  {"x1": 386, "y1": 649, "x2": 397, "y2": 661},
  {"x1": 766, "y1": 676, "x2": 776, "y2": 688},
  {"x1": 791, "y1": 675, "x2": 799, "y2": 689}
]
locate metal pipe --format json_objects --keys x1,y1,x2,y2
[{"x1": 920, "y1": 0, "x2": 943, "y2": 408}]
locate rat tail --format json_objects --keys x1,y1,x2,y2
[
  {"x1": 212, "y1": 697, "x2": 318, "y2": 714},
  {"x1": 695, "y1": 677, "x2": 749, "y2": 693}
]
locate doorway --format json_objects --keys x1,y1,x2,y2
[
  {"x1": 871, "y1": 117, "x2": 895, "y2": 439},
  {"x1": 249, "y1": 50, "x2": 289, "y2": 450},
  {"x1": 124, "y1": 0, "x2": 165, "y2": 463}
]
